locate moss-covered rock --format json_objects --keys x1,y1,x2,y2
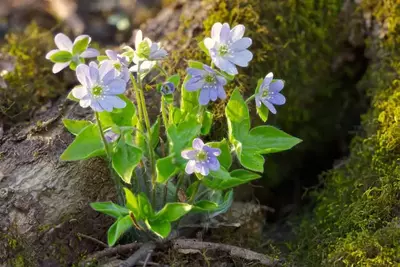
[
  {"x1": 0, "y1": 23, "x2": 65, "y2": 123},
  {"x1": 292, "y1": 1, "x2": 400, "y2": 265}
]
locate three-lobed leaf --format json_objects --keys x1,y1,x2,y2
[
  {"x1": 107, "y1": 215, "x2": 133, "y2": 246},
  {"x1": 112, "y1": 139, "x2": 143, "y2": 184},
  {"x1": 60, "y1": 124, "x2": 105, "y2": 161},
  {"x1": 154, "y1": 202, "x2": 192, "y2": 222},
  {"x1": 156, "y1": 155, "x2": 179, "y2": 183},
  {"x1": 226, "y1": 89, "x2": 301, "y2": 172},
  {"x1": 90, "y1": 202, "x2": 130, "y2": 218},
  {"x1": 63, "y1": 119, "x2": 91, "y2": 135}
]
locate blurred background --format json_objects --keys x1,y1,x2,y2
[{"x1": 0, "y1": 0, "x2": 168, "y2": 45}]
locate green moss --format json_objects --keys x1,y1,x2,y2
[
  {"x1": 292, "y1": 0, "x2": 400, "y2": 265},
  {"x1": 0, "y1": 23, "x2": 65, "y2": 122}
]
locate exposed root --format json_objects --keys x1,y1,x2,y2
[
  {"x1": 120, "y1": 242, "x2": 156, "y2": 267},
  {"x1": 172, "y1": 239, "x2": 280, "y2": 266}
]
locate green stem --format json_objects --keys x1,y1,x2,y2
[
  {"x1": 156, "y1": 65, "x2": 168, "y2": 77},
  {"x1": 188, "y1": 181, "x2": 200, "y2": 204},
  {"x1": 168, "y1": 103, "x2": 174, "y2": 125},
  {"x1": 95, "y1": 112, "x2": 112, "y2": 159},
  {"x1": 137, "y1": 62, "x2": 157, "y2": 207},
  {"x1": 161, "y1": 97, "x2": 169, "y2": 129},
  {"x1": 245, "y1": 94, "x2": 256, "y2": 104},
  {"x1": 95, "y1": 112, "x2": 123, "y2": 204}
]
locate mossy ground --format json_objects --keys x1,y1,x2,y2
[
  {"x1": 0, "y1": 23, "x2": 65, "y2": 123},
  {"x1": 290, "y1": 0, "x2": 400, "y2": 266}
]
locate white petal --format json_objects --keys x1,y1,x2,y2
[
  {"x1": 106, "y1": 96, "x2": 126, "y2": 109},
  {"x1": 99, "y1": 61, "x2": 115, "y2": 80},
  {"x1": 55, "y1": 33, "x2": 73, "y2": 51},
  {"x1": 230, "y1": 38, "x2": 252, "y2": 51},
  {"x1": 72, "y1": 85, "x2": 88, "y2": 99},
  {"x1": 192, "y1": 138, "x2": 205, "y2": 150},
  {"x1": 135, "y1": 30, "x2": 143, "y2": 50},
  {"x1": 80, "y1": 98, "x2": 91, "y2": 108},
  {"x1": 229, "y1": 50, "x2": 253, "y2": 67},
  {"x1": 80, "y1": 48, "x2": 99, "y2": 58},
  {"x1": 262, "y1": 72, "x2": 274, "y2": 89},
  {"x1": 185, "y1": 160, "x2": 196, "y2": 174},
  {"x1": 230, "y1": 24, "x2": 245, "y2": 42},
  {"x1": 215, "y1": 57, "x2": 238, "y2": 75},
  {"x1": 204, "y1": 38, "x2": 215, "y2": 49},
  {"x1": 76, "y1": 64, "x2": 90, "y2": 87},
  {"x1": 104, "y1": 79, "x2": 126, "y2": 95},
  {"x1": 220, "y1": 23, "x2": 231, "y2": 43},
  {"x1": 46, "y1": 49, "x2": 59, "y2": 60},
  {"x1": 52, "y1": 62, "x2": 70, "y2": 73},
  {"x1": 211, "y1": 22, "x2": 222, "y2": 42}
]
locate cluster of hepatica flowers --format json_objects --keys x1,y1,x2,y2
[{"x1": 46, "y1": 22, "x2": 286, "y2": 177}]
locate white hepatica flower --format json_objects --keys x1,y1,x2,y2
[
  {"x1": 72, "y1": 62, "x2": 127, "y2": 112},
  {"x1": 46, "y1": 33, "x2": 99, "y2": 74},
  {"x1": 129, "y1": 30, "x2": 167, "y2": 73},
  {"x1": 204, "y1": 22, "x2": 253, "y2": 75}
]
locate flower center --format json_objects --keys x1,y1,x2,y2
[
  {"x1": 204, "y1": 74, "x2": 216, "y2": 84},
  {"x1": 196, "y1": 151, "x2": 208, "y2": 161},
  {"x1": 218, "y1": 45, "x2": 229, "y2": 56},
  {"x1": 114, "y1": 62, "x2": 122, "y2": 71},
  {"x1": 261, "y1": 87, "x2": 270, "y2": 97},
  {"x1": 92, "y1": 85, "x2": 104, "y2": 97}
]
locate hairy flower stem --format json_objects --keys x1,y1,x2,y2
[
  {"x1": 188, "y1": 181, "x2": 200, "y2": 204},
  {"x1": 130, "y1": 74, "x2": 150, "y2": 194},
  {"x1": 161, "y1": 97, "x2": 169, "y2": 129},
  {"x1": 95, "y1": 112, "x2": 123, "y2": 204},
  {"x1": 137, "y1": 63, "x2": 157, "y2": 207},
  {"x1": 245, "y1": 94, "x2": 255, "y2": 104}
]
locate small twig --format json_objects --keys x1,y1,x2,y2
[
  {"x1": 77, "y1": 233, "x2": 108, "y2": 248},
  {"x1": 120, "y1": 242, "x2": 156, "y2": 267},
  {"x1": 137, "y1": 261, "x2": 162, "y2": 267},
  {"x1": 80, "y1": 242, "x2": 142, "y2": 266},
  {"x1": 142, "y1": 251, "x2": 153, "y2": 267},
  {"x1": 172, "y1": 239, "x2": 279, "y2": 266}
]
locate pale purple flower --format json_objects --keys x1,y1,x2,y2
[
  {"x1": 104, "y1": 50, "x2": 130, "y2": 82},
  {"x1": 104, "y1": 129, "x2": 120, "y2": 143},
  {"x1": 71, "y1": 62, "x2": 127, "y2": 112},
  {"x1": 130, "y1": 30, "x2": 167, "y2": 73},
  {"x1": 181, "y1": 138, "x2": 221, "y2": 176},
  {"x1": 255, "y1": 72, "x2": 286, "y2": 114},
  {"x1": 204, "y1": 23, "x2": 253, "y2": 75},
  {"x1": 160, "y1": 82, "x2": 175, "y2": 95},
  {"x1": 185, "y1": 64, "x2": 227, "y2": 105},
  {"x1": 46, "y1": 33, "x2": 99, "y2": 74}
]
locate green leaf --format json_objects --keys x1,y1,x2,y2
[
  {"x1": 210, "y1": 190, "x2": 234, "y2": 217},
  {"x1": 138, "y1": 193, "x2": 154, "y2": 218},
  {"x1": 146, "y1": 219, "x2": 171, "y2": 238},
  {"x1": 171, "y1": 106, "x2": 182, "y2": 124},
  {"x1": 255, "y1": 78, "x2": 269, "y2": 122},
  {"x1": 207, "y1": 139, "x2": 232, "y2": 170},
  {"x1": 226, "y1": 89, "x2": 301, "y2": 172},
  {"x1": 90, "y1": 202, "x2": 130, "y2": 218},
  {"x1": 112, "y1": 139, "x2": 143, "y2": 184},
  {"x1": 99, "y1": 95, "x2": 136, "y2": 129},
  {"x1": 167, "y1": 119, "x2": 201, "y2": 166},
  {"x1": 49, "y1": 50, "x2": 72, "y2": 63},
  {"x1": 60, "y1": 124, "x2": 105, "y2": 161},
  {"x1": 63, "y1": 119, "x2": 92, "y2": 135},
  {"x1": 203, "y1": 168, "x2": 261, "y2": 190},
  {"x1": 154, "y1": 202, "x2": 192, "y2": 222},
  {"x1": 97, "y1": 55, "x2": 109, "y2": 62},
  {"x1": 198, "y1": 41, "x2": 210, "y2": 56},
  {"x1": 123, "y1": 188, "x2": 142, "y2": 219},
  {"x1": 151, "y1": 118, "x2": 160, "y2": 149},
  {"x1": 188, "y1": 60, "x2": 204, "y2": 69},
  {"x1": 192, "y1": 200, "x2": 218, "y2": 212},
  {"x1": 167, "y1": 74, "x2": 180, "y2": 88},
  {"x1": 156, "y1": 155, "x2": 179, "y2": 183},
  {"x1": 107, "y1": 215, "x2": 133, "y2": 246},
  {"x1": 201, "y1": 111, "x2": 213, "y2": 135},
  {"x1": 186, "y1": 181, "x2": 200, "y2": 199},
  {"x1": 72, "y1": 36, "x2": 90, "y2": 55}
]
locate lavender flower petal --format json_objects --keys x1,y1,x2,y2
[{"x1": 55, "y1": 33, "x2": 73, "y2": 51}]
